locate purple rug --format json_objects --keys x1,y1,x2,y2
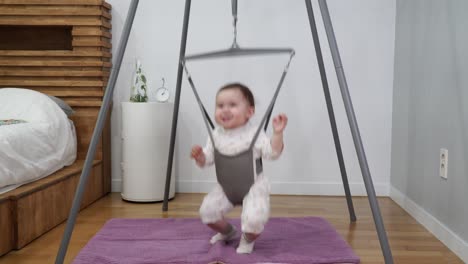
[{"x1": 73, "y1": 217, "x2": 359, "y2": 264}]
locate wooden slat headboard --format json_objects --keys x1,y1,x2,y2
[{"x1": 0, "y1": 0, "x2": 112, "y2": 190}]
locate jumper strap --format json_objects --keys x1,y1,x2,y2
[{"x1": 182, "y1": 51, "x2": 294, "y2": 151}]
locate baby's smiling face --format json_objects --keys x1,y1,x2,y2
[{"x1": 215, "y1": 88, "x2": 254, "y2": 129}]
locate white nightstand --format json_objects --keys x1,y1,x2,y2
[{"x1": 121, "y1": 102, "x2": 176, "y2": 202}]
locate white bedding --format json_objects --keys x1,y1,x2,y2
[{"x1": 0, "y1": 88, "x2": 77, "y2": 194}]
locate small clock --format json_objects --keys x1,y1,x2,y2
[{"x1": 155, "y1": 78, "x2": 170, "y2": 102}]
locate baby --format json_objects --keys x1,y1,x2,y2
[{"x1": 191, "y1": 83, "x2": 287, "y2": 254}]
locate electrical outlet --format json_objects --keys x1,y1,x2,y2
[{"x1": 439, "y1": 148, "x2": 448, "y2": 179}]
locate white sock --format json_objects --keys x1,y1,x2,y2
[
  {"x1": 236, "y1": 234, "x2": 255, "y2": 254},
  {"x1": 210, "y1": 225, "x2": 237, "y2": 244}
]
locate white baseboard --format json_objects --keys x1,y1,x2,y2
[
  {"x1": 390, "y1": 186, "x2": 468, "y2": 263},
  {"x1": 176, "y1": 180, "x2": 389, "y2": 196},
  {"x1": 113, "y1": 179, "x2": 389, "y2": 196}
]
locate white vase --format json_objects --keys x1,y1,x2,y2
[{"x1": 121, "y1": 102, "x2": 176, "y2": 202}]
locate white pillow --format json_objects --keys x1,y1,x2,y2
[{"x1": 0, "y1": 88, "x2": 67, "y2": 123}]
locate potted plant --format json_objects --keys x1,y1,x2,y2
[{"x1": 129, "y1": 59, "x2": 148, "y2": 102}]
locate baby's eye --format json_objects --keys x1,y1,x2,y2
[{"x1": 229, "y1": 102, "x2": 236, "y2": 107}]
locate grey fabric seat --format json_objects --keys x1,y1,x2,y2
[{"x1": 214, "y1": 141, "x2": 264, "y2": 205}]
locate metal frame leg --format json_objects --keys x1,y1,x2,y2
[
  {"x1": 55, "y1": 1, "x2": 140, "y2": 263},
  {"x1": 305, "y1": 0, "x2": 356, "y2": 223},
  {"x1": 163, "y1": 0, "x2": 192, "y2": 211},
  {"x1": 317, "y1": 0, "x2": 394, "y2": 263}
]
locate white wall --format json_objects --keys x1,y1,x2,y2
[
  {"x1": 391, "y1": 0, "x2": 468, "y2": 261},
  {"x1": 108, "y1": 0, "x2": 396, "y2": 196}
]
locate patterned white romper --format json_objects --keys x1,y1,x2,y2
[{"x1": 199, "y1": 121, "x2": 282, "y2": 234}]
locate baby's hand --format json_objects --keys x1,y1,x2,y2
[
  {"x1": 272, "y1": 113, "x2": 288, "y2": 134},
  {"x1": 191, "y1": 145, "x2": 206, "y2": 167}
]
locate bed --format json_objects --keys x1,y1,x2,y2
[
  {"x1": 0, "y1": 88, "x2": 77, "y2": 194},
  {"x1": 0, "y1": 87, "x2": 111, "y2": 256},
  {"x1": 0, "y1": 0, "x2": 112, "y2": 256}
]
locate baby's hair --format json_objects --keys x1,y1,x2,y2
[{"x1": 218, "y1": 82, "x2": 255, "y2": 108}]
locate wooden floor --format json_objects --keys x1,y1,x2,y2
[{"x1": 0, "y1": 193, "x2": 463, "y2": 264}]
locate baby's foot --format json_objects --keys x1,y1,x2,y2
[
  {"x1": 210, "y1": 225, "x2": 237, "y2": 244},
  {"x1": 236, "y1": 234, "x2": 255, "y2": 254}
]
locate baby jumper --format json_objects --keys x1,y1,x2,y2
[{"x1": 182, "y1": 50, "x2": 293, "y2": 205}]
